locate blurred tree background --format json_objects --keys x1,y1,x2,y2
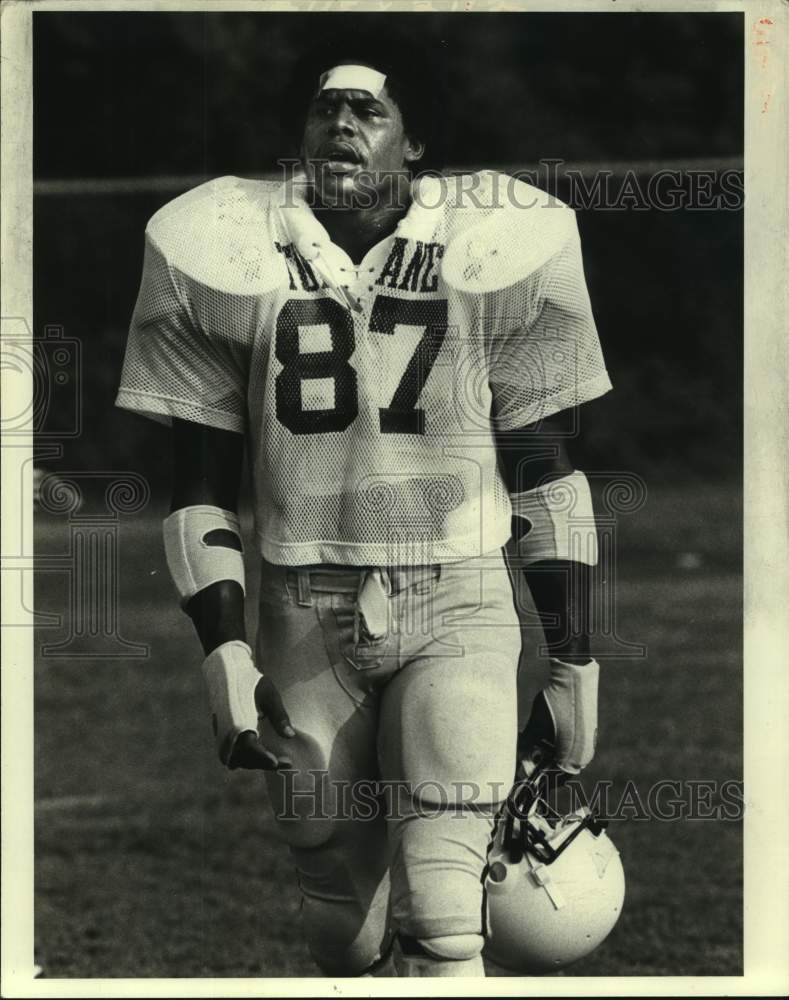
[{"x1": 33, "y1": 11, "x2": 743, "y2": 490}]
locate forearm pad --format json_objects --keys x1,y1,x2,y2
[
  {"x1": 510, "y1": 470, "x2": 598, "y2": 566},
  {"x1": 163, "y1": 505, "x2": 245, "y2": 608}
]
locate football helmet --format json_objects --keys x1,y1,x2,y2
[{"x1": 483, "y1": 762, "x2": 625, "y2": 974}]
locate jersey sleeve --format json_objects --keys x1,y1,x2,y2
[
  {"x1": 487, "y1": 212, "x2": 612, "y2": 431},
  {"x1": 115, "y1": 231, "x2": 248, "y2": 433}
]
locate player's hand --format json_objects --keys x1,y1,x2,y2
[
  {"x1": 519, "y1": 658, "x2": 599, "y2": 775},
  {"x1": 225, "y1": 676, "x2": 296, "y2": 771},
  {"x1": 201, "y1": 640, "x2": 295, "y2": 771},
  {"x1": 226, "y1": 729, "x2": 293, "y2": 771}
]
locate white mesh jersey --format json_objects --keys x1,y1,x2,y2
[{"x1": 116, "y1": 171, "x2": 611, "y2": 566}]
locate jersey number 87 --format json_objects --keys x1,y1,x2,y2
[{"x1": 275, "y1": 295, "x2": 448, "y2": 436}]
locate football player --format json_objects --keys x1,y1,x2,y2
[{"x1": 116, "y1": 34, "x2": 610, "y2": 978}]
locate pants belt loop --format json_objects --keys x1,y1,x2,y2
[{"x1": 296, "y1": 569, "x2": 313, "y2": 607}]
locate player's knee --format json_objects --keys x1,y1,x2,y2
[
  {"x1": 417, "y1": 933, "x2": 483, "y2": 962},
  {"x1": 394, "y1": 866, "x2": 486, "y2": 948},
  {"x1": 391, "y1": 809, "x2": 492, "y2": 944},
  {"x1": 289, "y1": 817, "x2": 392, "y2": 975},
  {"x1": 303, "y1": 898, "x2": 393, "y2": 976},
  {"x1": 309, "y1": 937, "x2": 390, "y2": 978}
]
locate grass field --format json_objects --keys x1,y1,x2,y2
[{"x1": 33, "y1": 482, "x2": 742, "y2": 978}]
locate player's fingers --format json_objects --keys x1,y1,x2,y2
[
  {"x1": 518, "y1": 691, "x2": 556, "y2": 761},
  {"x1": 255, "y1": 677, "x2": 296, "y2": 738},
  {"x1": 227, "y1": 731, "x2": 291, "y2": 771}
]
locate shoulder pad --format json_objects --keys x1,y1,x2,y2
[
  {"x1": 146, "y1": 176, "x2": 289, "y2": 294},
  {"x1": 441, "y1": 171, "x2": 576, "y2": 293}
]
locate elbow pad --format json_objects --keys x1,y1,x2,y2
[
  {"x1": 510, "y1": 470, "x2": 598, "y2": 566},
  {"x1": 163, "y1": 505, "x2": 245, "y2": 608}
]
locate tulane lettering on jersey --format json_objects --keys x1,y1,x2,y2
[
  {"x1": 116, "y1": 172, "x2": 611, "y2": 565},
  {"x1": 374, "y1": 238, "x2": 444, "y2": 293}
]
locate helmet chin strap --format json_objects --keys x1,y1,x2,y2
[{"x1": 526, "y1": 862, "x2": 567, "y2": 911}]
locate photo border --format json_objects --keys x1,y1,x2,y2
[{"x1": 2, "y1": 1, "x2": 787, "y2": 996}]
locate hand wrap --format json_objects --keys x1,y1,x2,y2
[
  {"x1": 201, "y1": 640, "x2": 260, "y2": 765},
  {"x1": 541, "y1": 658, "x2": 599, "y2": 774}
]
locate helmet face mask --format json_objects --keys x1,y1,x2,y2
[
  {"x1": 499, "y1": 766, "x2": 609, "y2": 864},
  {"x1": 483, "y1": 763, "x2": 626, "y2": 974}
]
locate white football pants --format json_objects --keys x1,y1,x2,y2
[{"x1": 256, "y1": 549, "x2": 521, "y2": 976}]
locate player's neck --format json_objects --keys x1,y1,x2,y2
[
  {"x1": 312, "y1": 199, "x2": 410, "y2": 265},
  {"x1": 310, "y1": 170, "x2": 413, "y2": 264}
]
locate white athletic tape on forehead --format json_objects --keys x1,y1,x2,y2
[{"x1": 319, "y1": 64, "x2": 387, "y2": 97}]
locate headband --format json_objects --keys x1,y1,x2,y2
[{"x1": 318, "y1": 64, "x2": 387, "y2": 98}]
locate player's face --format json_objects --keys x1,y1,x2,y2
[{"x1": 300, "y1": 84, "x2": 419, "y2": 206}]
